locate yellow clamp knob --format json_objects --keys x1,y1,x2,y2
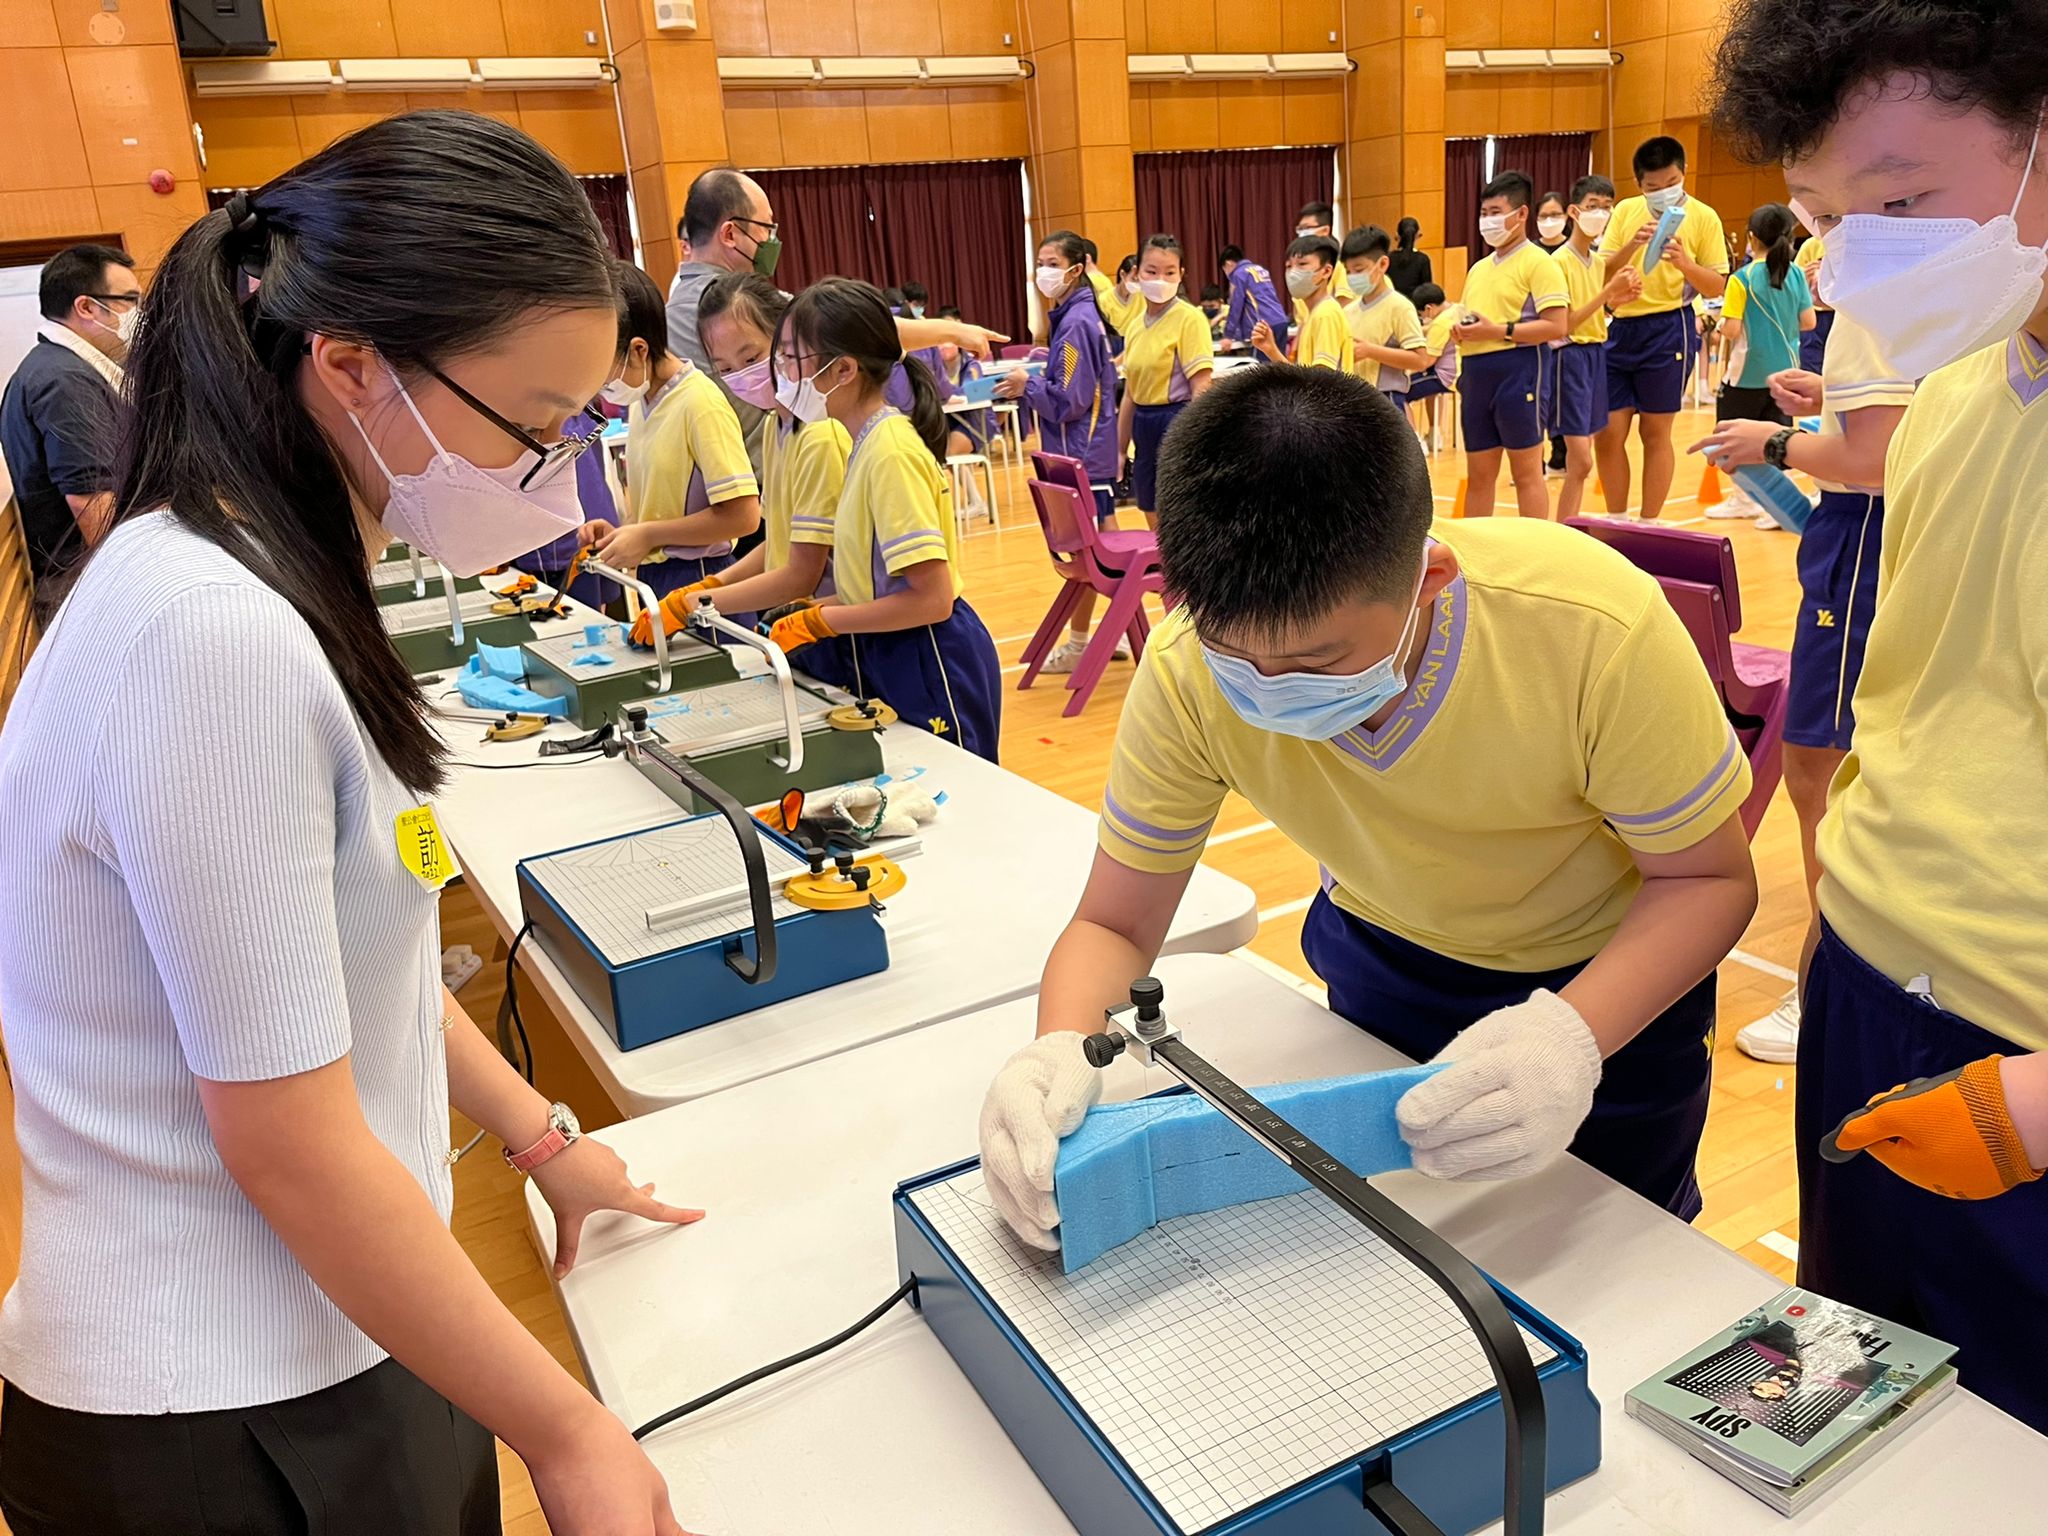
[{"x1": 783, "y1": 856, "x2": 908, "y2": 910}]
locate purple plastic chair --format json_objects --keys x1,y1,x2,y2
[
  {"x1": 1565, "y1": 518, "x2": 1789, "y2": 840},
  {"x1": 999, "y1": 343, "x2": 1038, "y2": 361},
  {"x1": 1019, "y1": 473, "x2": 1161, "y2": 717}
]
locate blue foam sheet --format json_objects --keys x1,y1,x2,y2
[
  {"x1": 1054, "y1": 1064, "x2": 1446, "y2": 1273},
  {"x1": 472, "y1": 640, "x2": 529, "y2": 682},
  {"x1": 455, "y1": 671, "x2": 568, "y2": 716},
  {"x1": 570, "y1": 651, "x2": 615, "y2": 668}
]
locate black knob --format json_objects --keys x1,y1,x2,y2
[
  {"x1": 626, "y1": 706, "x2": 648, "y2": 731},
  {"x1": 834, "y1": 850, "x2": 855, "y2": 873},
  {"x1": 807, "y1": 847, "x2": 827, "y2": 875},
  {"x1": 851, "y1": 866, "x2": 871, "y2": 891},
  {"x1": 1129, "y1": 976, "x2": 1165, "y2": 1024},
  {"x1": 1083, "y1": 1033, "x2": 1125, "y2": 1069}
]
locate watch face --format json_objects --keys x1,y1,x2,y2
[{"x1": 552, "y1": 1103, "x2": 582, "y2": 1138}]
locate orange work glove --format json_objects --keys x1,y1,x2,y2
[
  {"x1": 628, "y1": 575, "x2": 721, "y2": 648},
  {"x1": 766, "y1": 601, "x2": 837, "y2": 654},
  {"x1": 1822, "y1": 1055, "x2": 2046, "y2": 1201}
]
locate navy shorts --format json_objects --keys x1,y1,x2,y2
[
  {"x1": 1407, "y1": 373, "x2": 1450, "y2": 404},
  {"x1": 1458, "y1": 347, "x2": 1546, "y2": 453},
  {"x1": 1605, "y1": 309, "x2": 1698, "y2": 416},
  {"x1": 1785, "y1": 491, "x2": 1883, "y2": 750},
  {"x1": 1799, "y1": 307, "x2": 1835, "y2": 374},
  {"x1": 1551, "y1": 342, "x2": 1609, "y2": 438},
  {"x1": 797, "y1": 595, "x2": 1003, "y2": 762},
  {"x1": 1799, "y1": 923, "x2": 2048, "y2": 1433},
  {"x1": 1130, "y1": 401, "x2": 1186, "y2": 510},
  {"x1": 1302, "y1": 892, "x2": 1715, "y2": 1218}
]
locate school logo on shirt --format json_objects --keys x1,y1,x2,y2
[
  {"x1": 928, "y1": 716, "x2": 951, "y2": 736},
  {"x1": 1815, "y1": 610, "x2": 1837, "y2": 628}
]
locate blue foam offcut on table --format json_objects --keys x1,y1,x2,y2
[
  {"x1": 458, "y1": 645, "x2": 568, "y2": 716},
  {"x1": 1054, "y1": 1063, "x2": 1446, "y2": 1273},
  {"x1": 473, "y1": 640, "x2": 529, "y2": 681}
]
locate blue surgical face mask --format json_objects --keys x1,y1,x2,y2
[
  {"x1": 1200, "y1": 559, "x2": 1430, "y2": 739},
  {"x1": 1645, "y1": 179, "x2": 1686, "y2": 216}
]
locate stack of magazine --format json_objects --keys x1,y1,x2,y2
[{"x1": 1626, "y1": 1287, "x2": 1958, "y2": 1515}]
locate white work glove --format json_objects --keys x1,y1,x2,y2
[
  {"x1": 1396, "y1": 991, "x2": 1603, "y2": 1181},
  {"x1": 800, "y1": 782, "x2": 939, "y2": 840},
  {"x1": 978, "y1": 1033, "x2": 1104, "y2": 1250}
]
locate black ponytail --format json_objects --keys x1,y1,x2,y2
[
  {"x1": 786, "y1": 276, "x2": 948, "y2": 464},
  {"x1": 112, "y1": 110, "x2": 615, "y2": 794},
  {"x1": 1396, "y1": 217, "x2": 1420, "y2": 252},
  {"x1": 1749, "y1": 202, "x2": 1797, "y2": 289}
]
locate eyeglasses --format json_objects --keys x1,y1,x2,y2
[
  {"x1": 731, "y1": 215, "x2": 780, "y2": 242},
  {"x1": 87, "y1": 293, "x2": 142, "y2": 307},
  {"x1": 426, "y1": 365, "x2": 599, "y2": 490}
]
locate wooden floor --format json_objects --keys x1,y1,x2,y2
[{"x1": 0, "y1": 391, "x2": 1813, "y2": 1533}]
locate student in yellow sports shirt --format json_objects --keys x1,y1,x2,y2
[
  {"x1": 973, "y1": 368, "x2": 1758, "y2": 1250},
  {"x1": 1794, "y1": 227, "x2": 1831, "y2": 371},
  {"x1": 631, "y1": 271, "x2": 847, "y2": 646},
  {"x1": 1550, "y1": 175, "x2": 1646, "y2": 520},
  {"x1": 1117, "y1": 234, "x2": 1214, "y2": 529},
  {"x1": 1403, "y1": 282, "x2": 1461, "y2": 438},
  {"x1": 581, "y1": 261, "x2": 761, "y2": 599},
  {"x1": 1708, "y1": 0, "x2": 2048, "y2": 1434},
  {"x1": 1595, "y1": 137, "x2": 1730, "y2": 520},
  {"x1": 758, "y1": 277, "x2": 1002, "y2": 760},
  {"x1": 1255, "y1": 234, "x2": 1351, "y2": 375},
  {"x1": 1457, "y1": 170, "x2": 1570, "y2": 519},
  {"x1": 1340, "y1": 226, "x2": 1431, "y2": 414}
]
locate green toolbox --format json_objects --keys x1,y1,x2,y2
[{"x1": 518, "y1": 620, "x2": 737, "y2": 727}]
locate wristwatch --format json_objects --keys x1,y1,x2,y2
[
  {"x1": 1505, "y1": 319, "x2": 1518, "y2": 344},
  {"x1": 1764, "y1": 427, "x2": 1798, "y2": 469},
  {"x1": 505, "y1": 1102, "x2": 582, "y2": 1173}
]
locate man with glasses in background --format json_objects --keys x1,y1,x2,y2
[{"x1": 1, "y1": 244, "x2": 139, "y2": 612}]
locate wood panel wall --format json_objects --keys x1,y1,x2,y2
[
  {"x1": 191, "y1": 0, "x2": 623, "y2": 196},
  {"x1": 0, "y1": 0, "x2": 207, "y2": 281}
]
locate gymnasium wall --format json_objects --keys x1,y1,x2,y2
[
  {"x1": 0, "y1": 1, "x2": 206, "y2": 281},
  {"x1": 1123, "y1": 0, "x2": 1346, "y2": 155},
  {"x1": 192, "y1": 0, "x2": 626, "y2": 191}
]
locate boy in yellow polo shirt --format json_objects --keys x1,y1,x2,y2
[
  {"x1": 1709, "y1": 0, "x2": 2048, "y2": 1435},
  {"x1": 1255, "y1": 235, "x2": 1352, "y2": 374},
  {"x1": 1550, "y1": 175, "x2": 1645, "y2": 519},
  {"x1": 1594, "y1": 137, "x2": 1729, "y2": 520},
  {"x1": 977, "y1": 368, "x2": 1759, "y2": 1249},
  {"x1": 1341, "y1": 225, "x2": 1431, "y2": 413},
  {"x1": 1794, "y1": 228, "x2": 1831, "y2": 371},
  {"x1": 1457, "y1": 170, "x2": 1570, "y2": 518}
]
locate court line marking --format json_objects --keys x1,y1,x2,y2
[
  {"x1": 1757, "y1": 1230, "x2": 1800, "y2": 1263},
  {"x1": 1729, "y1": 947, "x2": 1798, "y2": 983}
]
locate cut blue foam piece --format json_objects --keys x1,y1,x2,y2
[
  {"x1": 571, "y1": 651, "x2": 615, "y2": 669},
  {"x1": 575, "y1": 622, "x2": 611, "y2": 648},
  {"x1": 472, "y1": 640, "x2": 529, "y2": 682},
  {"x1": 455, "y1": 670, "x2": 567, "y2": 717},
  {"x1": 1053, "y1": 1063, "x2": 1447, "y2": 1273}
]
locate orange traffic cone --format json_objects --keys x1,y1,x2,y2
[
  {"x1": 1451, "y1": 477, "x2": 1468, "y2": 518},
  {"x1": 1698, "y1": 460, "x2": 1723, "y2": 506}
]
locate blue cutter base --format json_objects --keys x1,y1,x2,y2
[{"x1": 894, "y1": 1158, "x2": 1600, "y2": 1536}]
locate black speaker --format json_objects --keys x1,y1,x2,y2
[{"x1": 174, "y1": 0, "x2": 277, "y2": 59}]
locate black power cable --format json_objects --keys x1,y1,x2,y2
[
  {"x1": 631, "y1": 1278, "x2": 917, "y2": 1441},
  {"x1": 504, "y1": 920, "x2": 535, "y2": 1085}
]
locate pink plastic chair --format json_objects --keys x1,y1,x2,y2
[
  {"x1": 1565, "y1": 518, "x2": 1789, "y2": 840},
  {"x1": 1019, "y1": 472, "x2": 1162, "y2": 717},
  {"x1": 999, "y1": 343, "x2": 1038, "y2": 361}
]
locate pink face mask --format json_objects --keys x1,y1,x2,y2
[
  {"x1": 723, "y1": 357, "x2": 778, "y2": 410},
  {"x1": 351, "y1": 372, "x2": 584, "y2": 578}
]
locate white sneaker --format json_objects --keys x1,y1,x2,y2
[
  {"x1": 1038, "y1": 636, "x2": 1089, "y2": 674},
  {"x1": 1736, "y1": 989, "x2": 1801, "y2": 1064},
  {"x1": 1705, "y1": 499, "x2": 1752, "y2": 519},
  {"x1": 1112, "y1": 634, "x2": 1132, "y2": 661},
  {"x1": 1753, "y1": 513, "x2": 1781, "y2": 530}
]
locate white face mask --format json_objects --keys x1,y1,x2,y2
[
  {"x1": 1537, "y1": 215, "x2": 1567, "y2": 240},
  {"x1": 1576, "y1": 207, "x2": 1611, "y2": 239},
  {"x1": 775, "y1": 358, "x2": 844, "y2": 424},
  {"x1": 1285, "y1": 266, "x2": 1322, "y2": 299},
  {"x1": 1808, "y1": 124, "x2": 2047, "y2": 380},
  {"x1": 1139, "y1": 277, "x2": 1177, "y2": 304},
  {"x1": 353, "y1": 371, "x2": 585, "y2": 579},
  {"x1": 1644, "y1": 179, "x2": 1686, "y2": 216},
  {"x1": 1478, "y1": 212, "x2": 1513, "y2": 248},
  {"x1": 599, "y1": 374, "x2": 648, "y2": 409},
  {"x1": 91, "y1": 300, "x2": 138, "y2": 346},
  {"x1": 1036, "y1": 264, "x2": 1072, "y2": 300}
]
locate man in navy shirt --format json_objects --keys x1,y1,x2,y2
[{"x1": 1, "y1": 244, "x2": 136, "y2": 609}]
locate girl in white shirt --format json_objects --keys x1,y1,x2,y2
[{"x1": 0, "y1": 111, "x2": 696, "y2": 1536}]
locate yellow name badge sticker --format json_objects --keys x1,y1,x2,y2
[{"x1": 395, "y1": 805, "x2": 455, "y2": 891}]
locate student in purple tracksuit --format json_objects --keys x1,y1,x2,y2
[
  {"x1": 998, "y1": 229, "x2": 1126, "y2": 675},
  {"x1": 1219, "y1": 244, "x2": 1289, "y2": 356}
]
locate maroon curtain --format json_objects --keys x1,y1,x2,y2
[
  {"x1": 580, "y1": 174, "x2": 633, "y2": 261},
  {"x1": 1133, "y1": 147, "x2": 1334, "y2": 289},
  {"x1": 748, "y1": 166, "x2": 883, "y2": 293},
  {"x1": 751, "y1": 161, "x2": 1027, "y2": 341},
  {"x1": 861, "y1": 160, "x2": 1028, "y2": 343},
  {"x1": 1444, "y1": 138, "x2": 1485, "y2": 264},
  {"x1": 1493, "y1": 132, "x2": 1595, "y2": 219}
]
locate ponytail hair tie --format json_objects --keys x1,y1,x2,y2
[{"x1": 225, "y1": 192, "x2": 262, "y2": 236}]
